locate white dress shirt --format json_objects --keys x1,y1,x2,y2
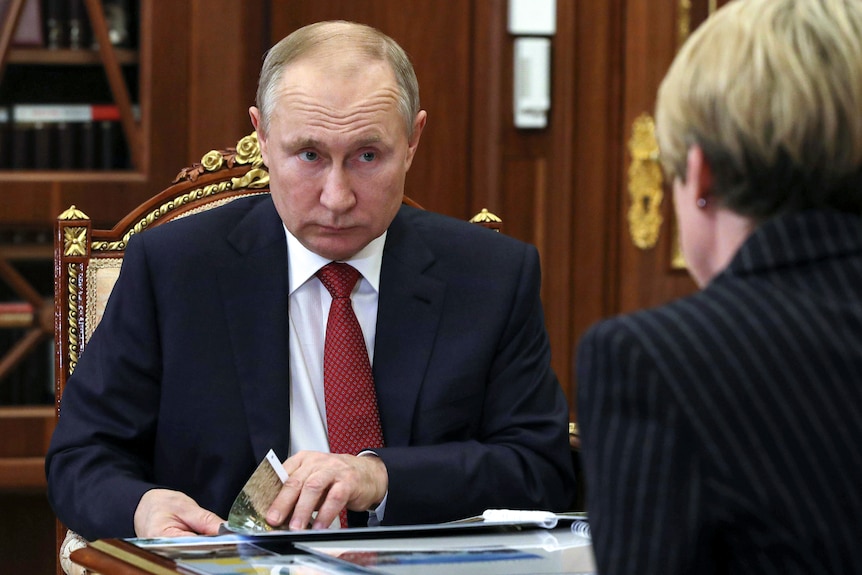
[{"x1": 284, "y1": 226, "x2": 387, "y2": 526}]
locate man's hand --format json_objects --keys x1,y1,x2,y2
[
  {"x1": 266, "y1": 451, "x2": 388, "y2": 530},
  {"x1": 134, "y1": 488, "x2": 225, "y2": 538}
]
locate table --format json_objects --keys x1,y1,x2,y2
[{"x1": 71, "y1": 522, "x2": 596, "y2": 574}]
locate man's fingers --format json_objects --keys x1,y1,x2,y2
[
  {"x1": 134, "y1": 488, "x2": 224, "y2": 538},
  {"x1": 289, "y1": 469, "x2": 339, "y2": 530},
  {"x1": 266, "y1": 475, "x2": 304, "y2": 527},
  {"x1": 185, "y1": 508, "x2": 225, "y2": 535},
  {"x1": 265, "y1": 451, "x2": 388, "y2": 530},
  {"x1": 312, "y1": 482, "x2": 351, "y2": 530}
]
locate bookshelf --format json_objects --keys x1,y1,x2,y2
[
  {"x1": 0, "y1": 0, "x2": 140, "y2": 172},
  {"x1": 0, "y1": 0, "x2": 174, "y2": 500},
  {"x1": 0, "y1": 1, "x2": 264, "y2": 569}
]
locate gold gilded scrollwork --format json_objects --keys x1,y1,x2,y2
[
  {"x1": 64, "y1": 227, "x2": 88, "y2": 257},
  {"x1": 67, "y1": 262, "x2": 81, "y2": 375},
  {"x1": 200, "y1": 150, "x2": 224, "y2": 172},
  {"x1": 93, "y1": 132, "x2": 270, "y2": 252},
  {"x1": 231, "y1": 168, "x2": 270, "y2": 191},
  {"x1": 627, "y1": 113, "x2": 664, "y2": 249},
  {"x1": 678, "y1": 0, "x2": 692, "y2": 48},
  {"x1": 235, "y1": 132, "x2": 262, "y2": 165},
  {"x1": 91, "y1": 181, "x2": 235, "y2": 252},
  {"x1": 231, "y1": 132, "x2": 269, "y2": 190},
  {"x1": 469, "y1": 208, "x2": 503, "y2": 232},
  {"x1": 469, "y1": 208, "x2": 502, "y2": 224},
  {"x1": 58, "y1": 205, "x2": 90, "y2": 221}
]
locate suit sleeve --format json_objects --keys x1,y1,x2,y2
[
  {"x1": 577, "y1": 319, "x2": 711, "y2": 575},
  {"x1": 377, "y1": 244, "x2": 575, "y2": 523},
  {"x1": 46, "y1": 235, "x2": 165, "y2": 540}
]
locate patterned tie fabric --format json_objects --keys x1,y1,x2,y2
[{"x1": 316, "y1": 262, "x2": 385, "y2": 527}]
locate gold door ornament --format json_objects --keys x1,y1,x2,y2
[{"x1": 627, "y1": 113, "x2": 663, "y2": 249}]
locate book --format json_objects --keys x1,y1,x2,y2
[
  {"x1": 0, "y1": 0, "x2": 44, "y2": 46},
  {"x1": 43, "y1": 0, "x2": 65, "y2": 49},
  {"x1": 67, "y1": 0, "x2": 89, "y2": 49},
  {"x1": 0, "y1": 107, "x2": 10, "y2": 169},
  {"x1": 57, "y1": 121, "x2": 77, "y2": 169},
  {"x1": 0, "y1": 301, "x2": 35, "y2": 328},
  {"x1": 10, "y1": 104, "x2": 134, "y2": 170},
  {"x1": 11, "y1": 120, "x2": 32, "y2": 169}
]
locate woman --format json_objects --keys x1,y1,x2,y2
[{"x1": 577, "y1": 1, "x2": 862, "y2": 573}]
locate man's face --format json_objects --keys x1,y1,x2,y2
[{"x1": 251, "y1": 57, "x2": 425, "y2": 261}]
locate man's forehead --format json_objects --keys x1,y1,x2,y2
[{"x1": 274, "y1": 58, "x2": 400, "y2": 110}]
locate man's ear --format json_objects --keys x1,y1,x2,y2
[
  {"x1": 249, "y1": 106, "x2": 268, "y2": 164},
  {"x1": 686, "y1": 145, "x2": 714, "y2": 205},
  {"x1": 404, "y1": 110, "x2": 427, "y2": 171}
]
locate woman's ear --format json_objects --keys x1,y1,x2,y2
[{"x1": 686, "y1": 145, "x2": 714, "y2": 207}]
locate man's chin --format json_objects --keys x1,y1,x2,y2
[{"x1": 307, "y1": 237, "x2": 366, "y2": 262}]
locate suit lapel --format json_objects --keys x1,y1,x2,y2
[
  {"x1": 374, "y1": 208, "x2": 446, "y2": 446},
  {"x1": 218, "y1": 197, "x2": 292, "y2": 462}
]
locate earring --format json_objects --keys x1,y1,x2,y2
[{"x1": 696, "y1": 198, "x2": 707, "y2": 209}]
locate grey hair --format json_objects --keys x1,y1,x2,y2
[{"x1": 255, "y1": 20, "x2": 421, "y2": 138}]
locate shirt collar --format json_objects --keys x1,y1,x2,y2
[{"x1": 285, "y1": 226, "x2": 387, "y2": 295}]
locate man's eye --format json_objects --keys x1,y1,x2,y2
[
  {"x1": 299, "y1": 151, "x2": 318, "y2": 162},
  {"x1": 359, "y1": 152, "x2": 376, "y2": 163}
]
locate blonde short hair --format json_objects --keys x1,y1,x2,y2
[
  {"x1": 656, "y1": 0, "x2": 862, "y2": 219},
  {"x1": 255, "y1": 21, "x2": 420, "y2": 138}
]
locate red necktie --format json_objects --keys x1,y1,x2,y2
[{"x1": 316, "y1": 262, "x2": 385, "y2": 527}]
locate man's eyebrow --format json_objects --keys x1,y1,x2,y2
[
  {"x1": 285, "y1": 137, "x2": 320, "y2": 150},
  {"x1": 354, "y1": 134, "x2": 383, "y2": 147},
  {"x1": 284, "y1": 134, "x2": 384, "y2": 151}
]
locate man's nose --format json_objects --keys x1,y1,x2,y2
[{"x1": 320, "y1": 166, "x2": 356, "y2": 212}]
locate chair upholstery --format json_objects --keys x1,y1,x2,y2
[{"x1": 52, "y1": 131, "x2": 503, "y2": 574}]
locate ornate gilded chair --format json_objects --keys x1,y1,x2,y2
[{"x1": 53, "y1": 132, "x2": 503, "y2": 574}]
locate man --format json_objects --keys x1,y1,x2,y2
[
  {"x1": 47, "y1": 21, "x2": 574, "y2": 540},
  {"x1": 577, "y1": 0, "x2": 862, "y2": 573}
]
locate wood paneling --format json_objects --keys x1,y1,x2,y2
[
  {"x1": 187, "y1": 0, "x2": 267, "y2": 163},
  {"x1": 565, "y1": 0, "x2": 627, "y2": 410},
  {"x1": 0, "y1": 491, "x2": 55, "y2": 574}
]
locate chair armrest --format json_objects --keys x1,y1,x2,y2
[{"x1": 59, "y1": 529, "x2": 89, "y2": 575}]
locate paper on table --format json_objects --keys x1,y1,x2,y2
[
  {"x1": 481, "y1": 509, "x2": 591, "y2": 539},
  {"x1": 481, "y1": 509, "x2": 559, "y2": 528},
  {"x1": 227, "y1": 449, "x2": 288, "y2": 533}
]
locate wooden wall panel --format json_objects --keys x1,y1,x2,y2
[
  {"x1": 0, "y1": 491, "x2": 55, "y2": 574},
  {"x1": 501, "y1": 157, "x2": 541, "y2": 245},
  {"x1": 565, "y1": 0, "x2": 627, "y2": 410},
  {"x1": 187, "y1": 0, "x2": 267, "y2": 163}
]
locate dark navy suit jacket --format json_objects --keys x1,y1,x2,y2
[
  {"x1": 47, "y1": 195, "x2": 574, "y2": 540},
  {"x1": 578, "y1": 209, "x2": 862, "y2": 574}
]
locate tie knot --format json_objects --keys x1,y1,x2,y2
[{"x1": 316, "y1": 262, "x2": 361, "y2": 299}]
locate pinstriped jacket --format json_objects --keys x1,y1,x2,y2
[{"x1": 577, "y1": 209, "x2": 862, "y2": 574}]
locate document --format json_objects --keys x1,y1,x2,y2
[
  {"x1": 226, "y1": 449, "x2": 289, "y2": 533},
  {"x1": 296, "y1": 528, "x2": 595, "y2": 575}
]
